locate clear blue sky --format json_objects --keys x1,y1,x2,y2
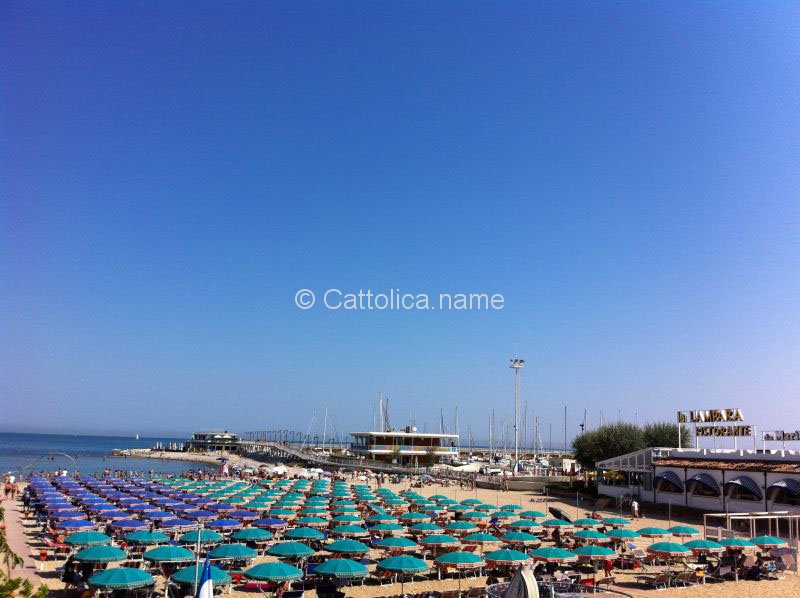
[{"x1": 2, "y1": 2, "x2": 799, "y2": 445}]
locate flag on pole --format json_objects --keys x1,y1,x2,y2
[{"x1": 195, "y1": 557, "x2": 213, "y2": 598}]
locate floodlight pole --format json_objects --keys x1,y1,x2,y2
[{"x1": 509, "y1": 358, "x2": 525, "y2": 474}]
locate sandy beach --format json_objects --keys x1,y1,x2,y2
[{"x1": 6, "y1": 477, "x2": 798, "y2": 598}]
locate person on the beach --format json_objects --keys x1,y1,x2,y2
[
  {"x1": 276, "y1": 581, "x2": 290, "y2": 598},
  {"x1": 602, "y1": 557, "x2": 613, "y2": 577}
]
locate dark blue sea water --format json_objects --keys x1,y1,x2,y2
[{"x1": 0, "y1": 432, "x2": 204, "y2": 478}]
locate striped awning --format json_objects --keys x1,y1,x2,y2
[
  {"x1": 686, "y1": 473, "x2": 720, "y2": 496},
  {"x1": 654, "y1": 471, "x2": 683, "y2": 492},
  {"x1": 767, "y1": 478, "x2": 800, "y2": 498},
  {"x1": 724, "y1": 476, "x2": 762, "y2": 500}
]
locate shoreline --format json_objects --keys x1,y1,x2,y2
[{"x1": 112, "y1": 449, "x2": 272, "y2": 471}]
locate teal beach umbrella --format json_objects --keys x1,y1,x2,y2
[
  {"x1": 171, "y1": 565, "x2": 232, "y2": 586},
  {"x1": 529, "y1": 547, "x2": 576, "y2": 563},
  {"x1": 267, "y1": 541, "x2": 315, "y2": 559},
  {"x1": 245, "y1": 562, "x2": 304, "y2": 582},
  {"x1": 208, "y1": 543, "x2": 258, "y2": 560},
  {"x1": 143, "y1": 546, "x2": 195, "y2": 563},
  {"x1": 74, "y1": 546, "x2": 127, "y2": 563},
  {"x1": 88, "y1": 568, "x2": 154, "y2": 590},
  {"x1": 64, "y1": 531, "x2": 112, "y2": 547},
  {"x1": 314, "y1": 558, "x2": 368, "y2": 579}
]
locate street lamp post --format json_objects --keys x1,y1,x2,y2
[{"x1": 509, "y1": 358, "x2": 525, "y2": 474}]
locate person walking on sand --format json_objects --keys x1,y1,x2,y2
[{"x1": 631, "y1": 499, "x2": 640, "y2": 518}]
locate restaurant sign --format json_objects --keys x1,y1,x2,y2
[
  {"x1": 763, "y1": 430, "x2": 800, "y2": 442},
  {"x1": 695, "y1": 425, "x2": 752, "y2": 437},
  {"x1": 677, "y1": 409, "x2": 744, "y2": 424},
  {"x1": 677, "y1": 408, "x2": 751, "y2": 439}
]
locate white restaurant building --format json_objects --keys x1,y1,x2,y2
[{"x1": 596, "y1": 447, "x2": 800, "y2": 512}]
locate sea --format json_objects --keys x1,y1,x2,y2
[{"x1": 0, "y1": 432, "x2": 208, "y2": 478}]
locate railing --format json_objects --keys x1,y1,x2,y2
[{"x1": 353, "y1": 444, "x2": 459, "y2": 453}]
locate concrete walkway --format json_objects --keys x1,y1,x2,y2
[{"x1": 2, "y1": 493, "x2": 48, "y2": 583}]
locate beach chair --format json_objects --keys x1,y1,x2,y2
[
  {"x1": 780, "y1": 552, "x2": 796, "y2": 571},
  {"x1": 241, "y1": 581, "x2": 276, "y2": 592},
  {"x1": 42, "y1": 537, "x2": 70, "y2": 557},
  {"x1": 371, "y1": 570, "x2": 396, "y2": 585},
  {"x1": 672, "y1": 570, "x2": 699, "y2": 587},
  {"x1": 705, "y1": 565, "x2": 732, "y2": 583},
  {"x1": 627, "y1": 546, "x2": 651, "y2": 572},
  {"x1": 464, "y1": 587, "x2": 485, "y2": 598},
  {"x1": 595, "y1": 575, "x2": 615, "y2": 589},
  {"x1": 634, "y1": 572, "x2": 671, "y2": 589}
]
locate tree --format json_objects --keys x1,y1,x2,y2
[
  {"x1": 572, "y1": 422, "x2": 644, "y2": 469},
  {"x1": 642, "y1": 422, "x2": 692, "y2": 448}
]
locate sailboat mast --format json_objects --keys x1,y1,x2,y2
[
  {"x1": 322, "y1": 406, "x2": 328, "y2": 452},
  {"x1": 489, "y1": 410, "x2": 494, "y2": 455},
  {"x1": 455, "y1": 406, "x2": 460, "y2": 455}
]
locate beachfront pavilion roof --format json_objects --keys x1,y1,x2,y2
[
  {"x1": 656, "y1": 457, "x2": 800, "y2": 474},
  {"x1": 598, "y1": 447, "x2": 800, "y2": 475},
  {"x1": 596, "y1": 447, "x2": 660, "y2": 473}
]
